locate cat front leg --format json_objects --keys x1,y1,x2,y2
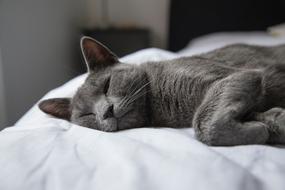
[{"x1": 193, "y1": 71, "x2": 270, "y2": 146}]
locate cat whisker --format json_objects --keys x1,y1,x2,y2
[
  {"x1": 118, "y1": 81, "x2": 151, "y2": 109},
  {"x1": 129, "y1": 81, "x2": 151, "y2": 97},
  {"x1": 128, "y1": 77, "x2": 152, "y2": 97},
  {"x1": 123, "y1": 89, "x2": 150, "y2": 108},
  {"x1": 125, "y1": 77, "x2": 145, "y2": 97},
  {"x1": 125, "y1": 76, "x2": 141, "y2": 93},
  {"x1": 123, "y1": 82, "x2": 151, "y2": 106}
]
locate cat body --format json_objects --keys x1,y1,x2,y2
[
  {"x1": 39, "y1": 37, "x2": 285, "y2": 146},
  {"x1": 142, "y1": 44, "x2": 285, "y2": 127},
  {"x1": 142, "y1": 56, "x2": 229, "y2": 128}
]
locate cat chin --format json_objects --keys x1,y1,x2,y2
[{"x1": 98, "y1": 118, "x2": 118, "y2": 132}]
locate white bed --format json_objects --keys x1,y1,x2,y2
[{"x1": 1, "y1": 32, "x2": 285, "y2": 190}]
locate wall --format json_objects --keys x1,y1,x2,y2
[
  {"x1": 0, "y1": 0, "x2": 170, "y2": 126},
  {"x1": 86, "y1": 0, "x2": 170, "y2": 48},
  {"x1": 0, "y1": 47, "x2": 6, "y2": 129},
  {"x1": 0, "y1": 0, "x2": 86, "y2": 125}
]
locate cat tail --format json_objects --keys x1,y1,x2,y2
[{"x1": 262, "y1": 64, "x2": 285, "y2": 106}]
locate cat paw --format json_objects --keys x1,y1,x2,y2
[
  {"x1": 274, "y1": 110, "x2": 285, "y2": 133},
  {"x1": 261, "y1": 108, "x2": 285, "y2": 144}
]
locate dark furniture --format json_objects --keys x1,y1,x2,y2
[
  {"x1": 168, "y1": 0, "x2": 285, "y2": 51},
  {"x1": 82, "y1": 28, "x2": 150, "y2": 57}
]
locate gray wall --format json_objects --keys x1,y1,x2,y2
[
  {"x1": 0, "y1": 0, "x2": 86, "y2": 125},
  {"x1": 0, "y1": 47, "x2": 7, "y2": 128},
  {"x1": 0, "y1": 0, "x2": 170, "y2": 126}
]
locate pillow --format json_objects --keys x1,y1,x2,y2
[{"x1": 178, "y1": 31, "x2": 285, "y2": 56}]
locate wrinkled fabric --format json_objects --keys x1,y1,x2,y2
[{"x1": 2, "y1": 123, "x2": 285, "y2": 190}]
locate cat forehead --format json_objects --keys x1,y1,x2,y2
[
  {"x1": 91, "y1": 64, "x2": 137, "y2": 76},
  {"x1": 82, "y1": 64, "x2": 129, "y2": 84}
]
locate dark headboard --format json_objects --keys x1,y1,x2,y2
[{"x1": 168, "y1": 0, "x2": 285, "y2": 51}]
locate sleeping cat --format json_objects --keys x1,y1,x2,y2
[{"x1": 39, "y1": 36, "x2": 285, "y2": 146}]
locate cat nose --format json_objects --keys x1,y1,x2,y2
[{"x1": 103, "y1": 104, "x2": 114, "y2": 119}]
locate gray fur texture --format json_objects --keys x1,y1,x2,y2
[{"x1": 39, "y1": 37, "x2": 285, "y2": 146}]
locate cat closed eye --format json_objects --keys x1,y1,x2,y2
[
  {"x1": 103, "y1": 77, "x2": 111, "y2": 94},
  {"x1": 80, "y1": 113, "x2": 96, "y2": 118}
]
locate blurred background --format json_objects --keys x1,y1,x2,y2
[
  {"x1": 0, "y1": 0, "x2": 170, "y2": 128},
  {"x1": 0, "y1": 0, "x2": 284, "y2": 128}
]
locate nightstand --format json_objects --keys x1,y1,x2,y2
[{"x1": 82, "y1": 28, "x2": 150, "y2": 57}]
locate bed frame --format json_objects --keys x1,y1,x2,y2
[{"x1": 168, "y1": 0, "x2": 285, "y2": 51}]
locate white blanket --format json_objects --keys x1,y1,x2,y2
[{"x1": 1, "y1": 32, "x2": 285, "y2": 190}]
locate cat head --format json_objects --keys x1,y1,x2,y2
[{"x1": 39, "y1": 37, "x2": 149, "y2": 131}]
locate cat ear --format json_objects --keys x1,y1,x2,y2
[
  {"x1": 39, "y1": 98, "x2": 71, "y2": 120},
  {"x1": 80, "y1": 36, "x2": 119, "y2": 72}
]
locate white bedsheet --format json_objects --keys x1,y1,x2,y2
[{"x1": 1, "y1": 32, "x2": 285, "y2": 190}]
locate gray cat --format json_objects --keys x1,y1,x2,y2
[{"x1": 39, "y1": 36, "x2": 285, "y2": 146}]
